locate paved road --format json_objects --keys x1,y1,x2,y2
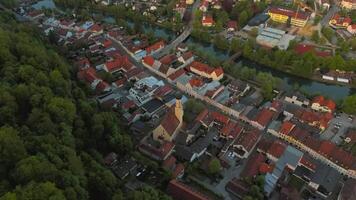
[
  {"x1": 320, "y1": 113, "x2": 355, "y2": 144},
  {"x1": 152, "y1": 0, "x2": 200, "y2": 59},
  {"x1": 320, "y1": 5, "x2": 339, "y2": 27}
]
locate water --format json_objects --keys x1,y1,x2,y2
[
  {"x1": 126, "y1": 21, "x2": 175, "y2": 41},
  {"x1": 181, "y1": 36, "x2": 355, "y2": 101},
  {"x1": 237, "y1": 59, "x2": 355, "y2": 101},
  {"x1": 32, "y1": 0, "x2": 56, "y2": 10}
]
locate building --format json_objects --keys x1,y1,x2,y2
[
  {"x1": 129, "y1": 76, "x2": 164, "y2": 105},
  {"x1": 341, "y1": 0, "x2": 356, "y2": 10},
  {"x1": 338, "y1": 179, "x2": 356, "y2": 200},
  {"x1": 268, "y1": 7, "x2": 310, "y2": 27},
  {"x1": 146, "y1": 40, "x2": 165, "y2": 55},
  {"x1": 264, "y1": 146, "x2": 303, "y2": 196},
  {"x1": 189, "y1": 61, "x2": 223, "y2": 81},
  {"x1": 311, "y1": 96, "x2": 336, "y2": 113},
  {"x1": 138, "y1": 138, "x2": 175, "y2": 161},
  {"x1": 233, "y1": 128, "x2": 261, "y2": 158},
  {"x1": 347, "y1": 24, "x2": 356, "y2": 34},
  {"x1": 162, "y1": 156, "x2": 185, "y2": 178},
  {"x1": 202, "y1": 15, "x2": 214, "y2": 27},
  {"x1": 256, "y1": 27, "x2": 296, "y2": 50},
  {"x1": 329, "y1": 14, "x2": 352, "y2": 28},
  {"x1": 167, "y1": 180, "x2": 209, "y2": 200},
  {"x1": 152, "y1": 95, "x2": 184, "y2": 142},
  {"x1": 227, "y1": 20, "x2": 238, "y2": 32},
  {"x1": 294, "y1": 44, "x2": 331, "y2": 57},
  {"x1": 284, "y1": 92, "x2": 310, "y2": 107}
]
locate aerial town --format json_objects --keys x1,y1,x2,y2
[{"x1": 0, "y1": 0, "x2": 356, "y2": 199}]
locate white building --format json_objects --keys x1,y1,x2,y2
[{"x1": 256, "y1": 27, "x2": 296, "y2": 50}]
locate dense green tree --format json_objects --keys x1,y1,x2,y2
[
  {"x1": 208, "y1": 158, "x2": 221, "y2": 175},
  {"x1": 342, "y1": 95, "x2": 356, "y2": 114}
]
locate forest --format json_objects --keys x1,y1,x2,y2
[{"x1": 0, "y1": 12, "x2": 169, "y2": 200}]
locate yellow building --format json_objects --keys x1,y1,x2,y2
[
  {"x1": 268, "y1": 7, "x2": 309, "y2": 27},
  {"x1": 153, "y1": 95, "x2": 183, "y2": 142},
  {"x1": 341, "y1": 0, "x2": 356, "y2": 10},
  {"x1": 186, "y1": 0, "x2": 194, "y2": 5}
]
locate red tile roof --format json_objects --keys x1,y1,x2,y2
[
  {"x1": 259, "y1": 163, "x2": 274, "y2": 174},
  {"x1": 254, "y1": 108, "x2": 276, "y2": 128},
  {"x1": 95, "y1": 81, "x2": 110, "y2": 93},
  {"x1": 227, "y1": 20, "x2": 238, "y2": 29},
  {"x1": 90, "y1": 24, "x2": 102, "y2": 32},
  {"x1": 143, "y1": 56, "x2": 155, "y2": 66},
  {"x1": 318, "y1": 140, "x2": 336, "y2": 157},
  {"x1": 299, "y1": 155, "x2": 317, "y2": 171},
  {"x1": 220, "y1": 121, "x2": 243, "y2": 139},
  {"x1": 105, "y1": 55, "x2": 133, "y2": 73},
  {"x1": 241, "y1": 153, "x2": 266, "y2": 178},
  {"x1": 279, "y1": 121, "x2": 295, "y2": 135},
  {"x1": 195, "y1": 109, "x2": 209, "y2": 122},
  {"x1": 312, "y1": 96, "x2": 336, "y2": 112},
  {"x1": 211, "y1": 111, "x2": 229, "y2": 125},
  {"x1": 202, "y1": 15, "x2": 214, "y2": 25},
  {"x1": 330, "y1": 14, "x2": 352, "y2": 26},
  {"x1": 226, "y1": 178, "x2": 249, "y2": 197},
  {"x1": 294, "y1": 44, "x2": 331, "y2": 57},
  {"x1": 234, "y1": 129, "x2": 261, "y2": 152},
  {"x1": 189, "y1": 61, "x2": 223, "y2": 77},
  {"x1": 146, "y1": 40, "x2": 165, "y2": 54},
  {"x1": 267, "y1": 140, "x2": 287, "y2": 159},
  {"x1": 160, "y1": 108, "x2": 180, "y2": 136},
  {"x1": 168, "y1": 68, "x2": 186, "y2": 81},
  {"x1": 139, "y1": 141, "x2": 175, "y2": 160},
  {"x1": 269, "y1": 7, "x2": 310, "y2": 20},
  {"x1": 189, "y1": 78, "x2": 204, "y2": 87},
  {"x1": 154, "y1": 85, "x2": 173, "y2": 97},
  {"x1": 167, "y1": 180, "x2": 209, "y2": 200},
  {"x1": 163, "y1": 156, "x2": 177, "y2": 170}
]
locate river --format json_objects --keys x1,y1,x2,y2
[{"x1": 32, "y1": 1, "x2": 355, "y2": 101}]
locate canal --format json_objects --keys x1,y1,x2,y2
[{"x1": 32, "y1": 0, "x2": 355, "y2": 101}]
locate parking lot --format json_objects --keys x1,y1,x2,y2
[{"x1": 320, "y1": 113, "x2": 355, "y2": 144}]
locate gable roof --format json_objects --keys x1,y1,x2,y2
[
  {"x1": 167, "y1": 180, "x2": 209, "y2": 200},
  {"x1": 160, "y1": 108, "x2": 180, "y2": 136}
]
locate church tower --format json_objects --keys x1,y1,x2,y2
[{"x1": 174, "y1": 94, "x2": 183, "y2": 123}]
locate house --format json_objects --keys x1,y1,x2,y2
[
  {"x1": 90, "y1": 24, "x2": 104, "y2": 36},
  {"x1": 220, "y1": 121, "x2": 243, "y2": 139},
  {"x1": 284, "y1": 92, "x2": 310, "y2": 107},
  {"x1": 202, "y1": 15, "x2": 214, "y2": 27},
  {"x1": 138, "y1": 138, "x2": 175, "y2": 161},
  {"x1": 227, "y1": 20, "x2": 238, "y2": 32},
  {"x1": 250, "y1": 108, "x2": 277, "y2": 130},
  {"x1": 186, "y1": 0, "x2": 194, "y2": 5},
  {"x1": 268, "y1": 7, "x2": 310, "y2": 27},
  {"x1": 341, "y1": 0, "x2": 356, "y2": 10},
  {"x1": 166, "y1": 180, "x2": 209, "y2": 200},
  {"x1": 146, "y1": 40, "x2": 165, "y2": 55},
  {"x1": 264, "y1": 146, "x2": 303, "y2": 196},
  {"x1": 199, "y1": 0, "x2": 209, "y2": 12},
  {"x1": 240, "y1": 153, "x2": 267, "y2": 178},
  {"x1": 104, "y1": 153, "x2": 137, "y2": 180},
  {"x1": 347, "y1": 24, "x2": 356, "y2": 34},
  {"x1": 174, "y1": 129, "x2": 216, "y2": 162},
  {"x1": 329, "y1": 14, "x2": 352, "y2": 28},
  {"x1": 233, "y1": 128, "x2": 261, "y2": 158},
  {"x1": 226, "y1": 178, "x2": 249, "y2": 199},
  {"x1": 227, "y1": 80, "x2": 250, "y2": 96},
  {"x1": 162, "y1": 156, "x2": 185, "y2": 178},
  {"x1": 338, "y1": 179, "x2": 356, "y2": 200},
  {"x1": 189, "y1": 61, "x2": 223, "y2": 81},
  {"x1": 294, "y1": 44, "x2": 331, "y2": 57},
  {"x1": 152, "y1": 95, "x2": 184, "y2": 142},
  {"x1": 129, "y1": 76, "x2": 164, "y2": 105},
  {"x1": 311, "y1": 96, "x2": 336, "y2": 113},
  {"x1": 257, "y1": 139, "x2": 287, "y2": 162},
  {"x1": 97, "y1": 55, "x2": 133, "y2": 73}
]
